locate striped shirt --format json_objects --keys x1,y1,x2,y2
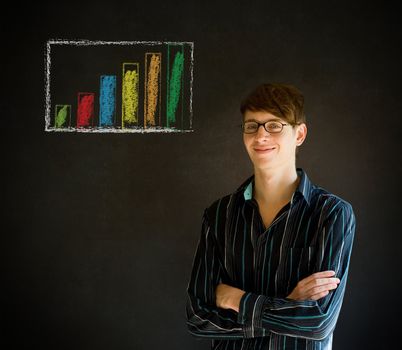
[{"x1": 186, "y1": 167, "x2": 356, "y2": 349}]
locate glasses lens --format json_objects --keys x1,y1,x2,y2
[
  {"x1": 266, "y1": 121, "x2": 283, "y2": 133},
  {"x1": 243, "y1": 122, "x2": 258, "y2": 133}
]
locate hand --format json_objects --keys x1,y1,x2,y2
[
  {"x1": 215, "y1": 283, "x2": 246, "y2": 313},
  {"x1": 286, "y1": 270, "x2": 340, "y2": 301}
]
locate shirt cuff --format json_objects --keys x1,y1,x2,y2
[{"x1": 237, "y1": 292, "x2": 266, "y2": 338}]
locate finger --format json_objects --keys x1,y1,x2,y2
[
  {"x1": 310, "y1": 270, "x2": 336, "y2": 278},
  {"x1": 299, "y1": 271, "x2": 336, "y2": 286},
  {"x1": 305, "y1": 283, "x2": 339, "y2": 297},
  {"x1": 291, "y1": 281, "x2": 337, "y2": 301},
  {"x1": 309, "y1": 290, "x2": 329, "y2": 301},
  {"x1": 301, "y1": 277, "x2": 340, "y2": 294}
]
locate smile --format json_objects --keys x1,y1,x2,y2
[{"x1": 254, "y1": 147, "x2": 276, "y2": 153}]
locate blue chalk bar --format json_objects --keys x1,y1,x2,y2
[{"x1": 100, "y1": 75, "x2": 116, "y2": 126}]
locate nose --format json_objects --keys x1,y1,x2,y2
[{"x1": 255, "y1": 124, "x2": 271, "y2": 140}]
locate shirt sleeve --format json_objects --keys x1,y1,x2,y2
[
  {"x1": 186, "y1": 209, "x2": 247, "y2": 339},
  {"x1": 236, "y1": 202, "x2": 356, "y2": 340}
]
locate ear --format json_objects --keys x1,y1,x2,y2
[{"x1": 295, "y1": 123, "x2": 307, "y2": 146}]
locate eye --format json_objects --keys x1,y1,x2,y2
[
  {"x1": 267, "y1": 122, "x2": 281, "y2": 131},
  {"x1": 244, "y1": 122, "x2": 258, "y2": 132}
]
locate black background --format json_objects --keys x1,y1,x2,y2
[{"x1": 3, "y1": 1, "x2": 401, "y2": 349}]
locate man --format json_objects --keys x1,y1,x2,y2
[{"x1": 185, "y1": 83, "x2": 356, "y2": 349}]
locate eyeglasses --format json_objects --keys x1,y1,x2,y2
[{"x1": 241, "y1": 121, "x2": 294, "y2": 134}]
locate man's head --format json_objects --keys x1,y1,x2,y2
[
  {"x1": 240, "y1": 83, "x2": 306, "y2": 131},
  {"x1": 240, "y1": 83, "x2": 307, "y2": 170}
]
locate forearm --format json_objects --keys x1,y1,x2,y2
[
  {"x1": 213, "y1": 277, "x2": 344, "y2": 340},
  {"x1": 186, "y1": 291, "x2": 246, "y2": 339},
  {"x1": 237, "y1": 274, "x2": 347, "y2": 340},
  {"x1": 215, "y1": 283, "x2": 246, "y2": 313}
]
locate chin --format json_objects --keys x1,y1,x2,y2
[{"x1": 252, "y1": 159, "x2": 275, "y2": 169}]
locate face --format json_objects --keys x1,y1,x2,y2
[{"x1": 242, "y1": 110, "x2": 307, "y2": 171}]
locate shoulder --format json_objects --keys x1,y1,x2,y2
[
  {"x1": 203, "y1": 175, "x2": 252, "y2": 220},
  {"x1": 310, "y1": 185, "x2": 356, "y2": 223},
  {"x1": 203, "y1": 192, "x2": 238, "y2": 222}
]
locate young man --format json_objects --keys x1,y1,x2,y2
[{"x1": 186, "y1": 83, "x2": 356, "y2": 349}]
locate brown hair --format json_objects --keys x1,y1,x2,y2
[{"x1": 240, "y1": 83, "x2": 306, "y2": 125}]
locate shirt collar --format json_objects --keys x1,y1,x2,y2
[{"x1": 239, "y1": 167, "x2": 313, "y2": 206}]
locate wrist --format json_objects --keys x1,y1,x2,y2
[{"x1": 230, "y1": 290, "x2": 246, "y2": 312}]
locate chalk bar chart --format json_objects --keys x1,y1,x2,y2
[{"x1": 45, "y1": 40, "x2": 194, "y2": 133}]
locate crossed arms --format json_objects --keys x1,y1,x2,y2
[{"x1": 186, "y1": 202, "x2": 356, "y2": 340}]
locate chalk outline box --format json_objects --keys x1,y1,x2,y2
[{"x1": 45, "y1": 39, "x2": 194, "y2": 133}]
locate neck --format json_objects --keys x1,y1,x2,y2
[{"x1": 253, "y1": 163, "x2": 300, "y2": 205}]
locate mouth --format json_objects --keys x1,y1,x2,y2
[{"x1": 254, "y1": 147, "x2": 276, "y2": 153}]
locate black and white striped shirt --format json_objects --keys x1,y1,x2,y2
[{"x1": 186, "y1": 167, "x2": 356, "y2": 349}]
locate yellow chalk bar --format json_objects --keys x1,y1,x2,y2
[{"x1": 122, "y1": 63, "x2": 139, "y2": 127}]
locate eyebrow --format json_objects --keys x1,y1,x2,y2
[{"x1": 244, "y1": 118, "x2": 282, "y2": 123}]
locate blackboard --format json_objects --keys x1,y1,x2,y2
[{"x1": 4, "y1": 1, "x2": 401, "y2": 349}]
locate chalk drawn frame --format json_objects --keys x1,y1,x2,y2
[{"x1": 44, "y1": 39, "x2": 194, "y2": 133}]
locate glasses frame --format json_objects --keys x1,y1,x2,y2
[{"x1": 240, "y1": 120, "x2": 295, "y2": 134}]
